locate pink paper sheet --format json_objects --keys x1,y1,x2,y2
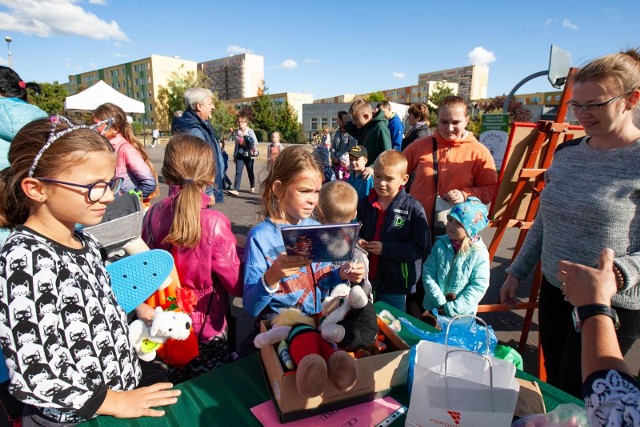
[{"x1": 250, "y1": 396, "x2": 403, "y2": 426}]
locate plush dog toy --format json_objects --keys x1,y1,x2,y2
[
  {"x1": 129, "y1": 306, "x2": 192, "y2": 362},
  {"x1": 254, "y1": 308, "x2": 358, "y2": 398},
  {"x1": 320, "y1": 284, "x2": 378, "y2": 351}
]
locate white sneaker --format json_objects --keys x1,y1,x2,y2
[
  {"x1": 228, "y1": 189, "x2": 239, "y2": 196},
  {"x1": 250, "y1": 188, "x2": 256, "y2": 194}
]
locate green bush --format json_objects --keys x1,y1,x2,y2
[
  {"x1": 253, "y1": 128, "x2": 268, "y2": 142},
  {"x1": 131, "y1": 122, "x2": 144, "y2": 135}
]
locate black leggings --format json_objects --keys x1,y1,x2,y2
[
  {"x1": 538, "y1": 276, "x2": 640, "y2": 397},
  {"x1": 233, "y1": 156, "x2": 255, "y2": 190}
]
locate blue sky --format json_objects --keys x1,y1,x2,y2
[{"x1": 0, "y1": 0, "x2": 637, "y2": 100}]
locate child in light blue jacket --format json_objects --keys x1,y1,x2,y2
[{"x1": 422, "y1": 197, "x2": 490, "y2": 317}]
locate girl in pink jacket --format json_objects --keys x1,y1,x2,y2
[
  {"x1": 93, "y1": 103, "x2": 158, "y2": 207},
  {"x1": 142, "y1": 135, "x2": 243, "y2": 383}
]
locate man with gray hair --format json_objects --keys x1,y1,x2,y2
[{"x1": 171, "y1": 87, "x2": 225, "y2": 203}]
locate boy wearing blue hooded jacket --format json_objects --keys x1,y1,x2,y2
[{"x1": 422, "y1": 197, "x2": 490, "y2": 317}]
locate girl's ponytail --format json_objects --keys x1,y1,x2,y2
[{"x1": 161, "y1": 135, "x2": 216, "y2": 249}]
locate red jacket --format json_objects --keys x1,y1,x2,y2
[{"x1": 142, "y1": 186, "x2": 243, "y2": 343}]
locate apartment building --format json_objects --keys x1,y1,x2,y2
[
  {"x1": 315, "y1": 64, "x2": 487, "y2": 105},
  {"x1": 68, "y1": 54, "x2": 197, "y2": 130},
  {"x1": 199, "y1": 53, "x2": 264, "y2": 100}
]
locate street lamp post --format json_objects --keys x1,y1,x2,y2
[{"x1": 4, "y1": 36, "x2": 11, "y2": 69}]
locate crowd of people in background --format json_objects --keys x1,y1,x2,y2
[{"x1": 0, "y1": 47, "x2": 639, "y2": 426}]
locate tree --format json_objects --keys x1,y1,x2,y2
[
  {"x1": 479, "y1": 95, "x2": 532, "y2": 123},
  {"x1": 276, "y1": 100, "x2": 304, "y2": 144},
  {"x1": 365, "y1": 91, "x2": 386, "y2": 102},
  {"x1": 156, "y1": 68, "x2": 211, "y2": 130},
  {"x1": 28, "y1": 82, "x2": 69, "y2": 115},
  {"x1": 251, "y1": 81, "x2": 277, "y2": 134},
  {"x1": 211, "y1": 94, "x2": 236, "y2": 137},
  {"x1": 427, "y1": 81, "x2": 456, "y2": 124}
]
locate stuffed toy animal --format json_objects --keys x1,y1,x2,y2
[
  {"x1": 320, "y1": 284, "x2": 378, "y2": 352},
  {"x1": 254, "y1": 308, "x2": 357, "y2": 398},
  {"x1": 129, "y1": 306, "x2": 192, "y2": 362}
]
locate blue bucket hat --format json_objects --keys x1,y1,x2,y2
[{"x1": 448, "y1": 197, "x2": 489, "y2": 238}]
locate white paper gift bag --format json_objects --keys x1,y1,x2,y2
[{"x1": 406, "y1": 316, "x2": 520, "y2": 427}]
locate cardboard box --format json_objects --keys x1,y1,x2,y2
[{"x1": 259, "y1": 316, "x2": 410, "y2": 422}]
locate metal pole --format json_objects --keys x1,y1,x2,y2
[
  {"x1": 502, "y1": 70, "x2": 548, "y2": 113},
  {"x1": 5, "y1": 36, "x2": 12, "y2": 69}
]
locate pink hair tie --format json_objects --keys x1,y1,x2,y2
[{"x1": 18, "y1": 81, "x2": 26, "y2": 89}]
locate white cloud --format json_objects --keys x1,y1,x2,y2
[
  {"x1": 304, "y1": 58, "x2": 319, "y2": 64},
  {"x1": 543, "y1": 18, "x2": 553, "y2": 26},
  {"x1": 89, "y1": 0, "x2": 106, "y2": 4},
  {"x1": 112, "y1": 52, "x2": 128, "y2": 58},
  {"x1": 226, "y1": 45, "x2": 253, "y2": 54},
  {"x1": 0, "y1": 0, "x2": 128, "y2": 41},
  {"x1": 467, "y1": 46, "x2": 496, "y2": 66},
  {"x1": 279, "y1": 59, "x2": 298, "y2": 70},
  {"x1": 392, "y1": 71, "x2": 405, "y2": 79},
  {"x1": 562, "y1": 18, "x2": 578, "y2": 30}
]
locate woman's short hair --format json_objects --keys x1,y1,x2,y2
[{"x1": 408, "y1": 103, "x2": 429, "y2": 121}]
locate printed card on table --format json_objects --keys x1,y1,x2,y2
[{"x1": 250, "y1": 396, "x2": 404, "y2": 427}]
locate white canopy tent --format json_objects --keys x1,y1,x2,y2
[{"x1": 64, "y1": 80, "x2": 145, "y2": 114}]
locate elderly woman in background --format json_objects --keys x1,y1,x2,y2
[
  {"x1": 401, "y1": 102, "x2": 432, "y2": 151},
  {"x1": 171, "y1": 87, "x2": 225, "y2": 203},
  {"x1": 501, "y1": 48, "x2": 640, "y2": 398}
]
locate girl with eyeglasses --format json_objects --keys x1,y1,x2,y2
[
  {"x1": 501, "y1": 48, "x2": 640, "y2": 398},
  {"x1": 0, "y1": 116, "x2": 180, "y2": 424}
]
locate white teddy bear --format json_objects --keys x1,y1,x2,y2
[{"x1": 129, "y1": 306, "x2": 192, "y2": 362}]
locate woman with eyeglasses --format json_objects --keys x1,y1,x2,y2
[{"x1": 500, "y1": 48, "x2": 640, "y2": 397}]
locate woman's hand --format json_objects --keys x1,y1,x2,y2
[
  {"x1": 339, "y1": 262, "x2": 365, "y2": 283},
  {"x1": 557, "y1": 248, "x2": 617, "y2": 307},
  {"x1": 264, "y1": 252, "x2": 309, "y2": 287},
  {"x1": 97, "y1": 383, "x2": 181, "y2": 418},
  {"x1": 445, "y1": 189, "x2": 465, "y2": 204},
  {"x1": 500, "y1": 274, "x2": 520, "y2": 307}
]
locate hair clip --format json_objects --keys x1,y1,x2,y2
[
  {"x1": 28, "y1": 115, "x2": 115, "y2": 177},
  {"x1": 18, "y1": 81, "x2": 26, "y2": 89}
]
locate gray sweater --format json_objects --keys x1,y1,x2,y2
[{"x1": 507, "y1": 137, "x2": 640, "y2": 310}]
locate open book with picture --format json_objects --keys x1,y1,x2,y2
[{"x1": 280, "y1": 223, "x2": 361, "y2": 263}]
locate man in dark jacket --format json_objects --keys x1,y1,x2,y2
[{"x1": 171, "y1": 87, "x2": 225, "y2": 203}]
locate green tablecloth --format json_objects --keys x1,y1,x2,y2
[{"x1": 84, "y1": 302, "x2": 582, "y2": 426}]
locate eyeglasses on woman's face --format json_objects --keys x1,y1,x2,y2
[
  {"x1": 36, "y1": 177, "x2": 124, "y2": 202},
  {"x1": 565, "y1": 90, "x2": 632, "y2": 112}
]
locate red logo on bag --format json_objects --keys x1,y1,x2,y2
[{"x1": 447, "y1": 411, "x2": 461, "y2": 425}]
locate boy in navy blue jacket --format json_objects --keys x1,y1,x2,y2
[{"x1": 357, "y1": 150, "x2": 430, "y2": 312}]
